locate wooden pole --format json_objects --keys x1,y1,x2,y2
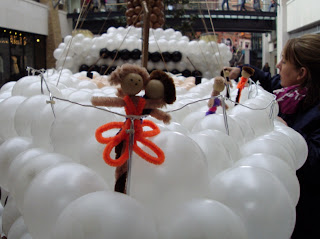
[{"x1": 141, "y1": 1, "x2": 150, "y2": 68}]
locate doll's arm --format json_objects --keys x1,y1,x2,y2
[
  {"x1": 145, "y1": 99, "x2": 166, "y2": 109},
  {"x1": 208, "y1": 98, "x2": 214, "y2": 108},
  {"x1": 91, "y1": 96, "x2": 126, "y2": 107},
  {"x1": 150, "y1": 109, "x2": 172, "y2": 124}
]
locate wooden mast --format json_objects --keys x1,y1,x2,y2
[{"x1": 141, "y1": 1, "x2": 150, "y2": 68}]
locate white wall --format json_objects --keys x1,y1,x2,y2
[
  {"x1": 59, "y1": 10, "x2": 73, "y2": 38},
  {"x1": 0, "y1": 0, "x2": 48, "y2": 35},
  {"x1": 286, "y1": 0, "x2": 320, "y2": 33}
]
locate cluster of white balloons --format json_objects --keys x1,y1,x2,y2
[
  {"x1": 0, "y1": 68, "x2": 307, "y2": 239},
  {"x1": 53, "y1": 27, "x2": 232, "y2": 79}
]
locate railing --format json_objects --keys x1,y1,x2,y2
[{"x1": 67, "y1": 0, "x2": 277, "y2": 14}]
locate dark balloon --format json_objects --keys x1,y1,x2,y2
[
  {"x1": 100, "y1": 48, "x2": 110, "y2": 59},
  {"x1": 192, "y1": 70, "x2": 202, "y2": 77},
  {"x1": 100, "y1": 65, "x2": 109, "y2": 75},
  {"x1": 130, "y1": 49, "x2": 141, "y2": 60},
  {"x1": 110, "y1": 50, "x2": 120, "y2": 60},
  {"x1": 182, "y1": 69, "x2": 192, "y2": 77},
  {"x1": 150, "y1": 52, "x2": 161, "y2": 62},
  {"x1": 79, "y1": 64, "x2": 89, "y2": 72},
  {"x1": 171, "y1": 51, "x2": 182, "y2": 62},
  {"x1": 162, "y1": 51, "x2": 171, "y2": 62},
  {"x1": 91, "y1": 65, "x2": 100, "y2": 72},
  {"x1": 108, "y1": 66, "x2": 117, "y2": 74},
  {"x1": 86, "y1": 72, "x2": 93, "y2": 79},
  {"x1": 171, "y1": 69, "x2": 180, "y2": 75},
  {"x1": 120, "y1": 49, "x2": 131, "y2": 60}
]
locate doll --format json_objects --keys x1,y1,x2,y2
[
  {"x1": 235, "y1": 66, "x2": 255, "y2": 104},
  {"x1": 91, "y1": 64, "x2": 167, "y2": 194},
  {"x1": 221, "y1": 69, "x2": 232, "y2": 99},
  {"x1": 113, "y1": 69, "x2": 176, "y2": 193},
  {"x1": 143, "y1": 70, "x2": 176, "y2": 124},
  {"x1": 206, "y1": 76, "x2": 228, "y2": 115}
]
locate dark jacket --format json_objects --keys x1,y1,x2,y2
[{"x1": 242, "y1": 65, "x2": 320, "y2": 238}]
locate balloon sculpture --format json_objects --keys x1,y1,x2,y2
[{"x1": 126, "y1": 0, "x2": 165, "y2": 28}]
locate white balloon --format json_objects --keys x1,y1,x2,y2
[
  {"x1": 234, "y1": 153, "x2": 300, "y2": 206},
  {"x1": 50, "y1": 103, "x2": 117, "y2": 162},
  {"x1": 23, "y1": 163, "x2": 109, "y2": 239},
  {"x1": 2, "y1": 196, "x2": 21, "y2": 237},
  {"x1": 9, "y1": 152, "x2": 72, "y2": 213},
  {"x1": 0, "y1": 81, "x2": 16, "y2": 93},
  {"x1": 189, "y1": 132, "x2": 233, "y2": 177},
  {"x1": 14, "y1": 95, "x2": 50, "y2": 137},
  {"x1": 52, "y1": 191, "x2": 157, "y2": 239},
  {"x1": 20, "y1": 233, "x2": 32, "y2": 239},
  {"x1": 31, "y1": 100, "x2": 70, "y2": 150},
  {"x1": 196, "y1": 129, "x2": 241, "y2": 163},
  {"x1": 158, "y1": 198, "x2": 248, "y2": 239},
  {"x1": 192, "y1": 114, "x2": 245, "y2": 145},
  {"x1": 130, "y1": 131, "x2": 209, "y2": 210},
  {"x1": 0, "y1": 137, "x2": 33, "y2": 190},
  {"x1": 209, "y1": 166, "x2": 296, "y2": 239},
  {"x1": 7, "y1": 216, "x2": 28, "y2": 239},
  {"x1": 181, "y1": 111, "x2": 206, "y2": 131},
  {"x1": 274, "y1": 124, "x2": 308, "y2": 169},
  {"x1": 11, "y1": 76, "x2": 39, "y2": 96},
  {"x1": 240, "y1": 137, "x2": 296, "y2": 170},
  {"x1": 229, "y1": 102, "x2": 274, "y2": 137},
  {"x1": 77, "y1": 136, "x2": 115, "y2": 188},
  {"x1": 0, "y1": 96, "x2": 26, "y2": 140},
  {"x1": 7, "y1": 148, "x2": 48, "y2": 195}
]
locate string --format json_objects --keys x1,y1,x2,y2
[
  {"x1": 56, "y1": 0, "x2": 89, "y2": 87},
  {"x1": 102, "y1": 9, "x2": 143, "y2": 75},
  {"x1": 31, "y1": 67, "x2": 277, "y2": 116}
]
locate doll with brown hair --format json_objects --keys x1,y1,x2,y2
[
  {"x1": 205, "y1": 76, "x2": 228, "y2": 115},
  {"x1": 91, "y1": 64, "x2": 170, "y2": 194},
  {"x1": 221, "y1": 69, "x2": 233, "y2": 99},
  {"x1": 113, "y1": 69, "x2": 176, "y2": 193},
  {"x1": 91, "y1": 63, "x2": 163, "y2": 109},
  {"x1": 235, "y1": 66, "x2": 255, "y2": 104},
  {"x1": 143, "y1": 70, "x2": 176, "y2": 124}
]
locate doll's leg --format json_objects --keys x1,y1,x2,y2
[{"x1": 114, "y1": 141, "x2": 128, "y2": 193}]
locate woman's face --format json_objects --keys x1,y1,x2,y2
[{"x1": 276, "y1": 56, "x2": 302, "y2": 87}]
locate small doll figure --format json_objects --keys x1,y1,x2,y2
[
  {"x1": 91, "y1": 64, "x2": 168, "y2": 194},
  {"x1": 235, "y1": 66, "x2": 255, "y2": 104},
  {"x1": 143, "y1": 70, "x2": 176, "y2": 124},
  {"x1": 206, "y1": 76, "x2": 227, "y2": 115},
  {"x1": 221, "y1": 69, "x2": 232, "y2": 99}
]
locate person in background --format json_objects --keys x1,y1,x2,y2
[
  {"x1": 221, "y1": 0, "x2": 230, "y2": 11},
  {"x1": 262, "y1": 62, "x2": 270, "y2": 73},
  {"x1": 224, "y1": 34, "x2": 320, "y2": 238},
  {"x1": 92, "y1": 0, "x2": 100, "y2": 12},
  {"x1": 253, "y1": 0, "x2": 261, "y2": 11},
  {"x1": 240, "y1": 0, "x2": 247, "y2": 11},
  {"x1": 269, "y1": 0, "x2": 278, "y2": 12}
]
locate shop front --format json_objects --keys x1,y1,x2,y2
[{"x1": 0, "y1": 27, "x2": 46, "y2": 87}]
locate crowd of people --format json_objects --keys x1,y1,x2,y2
[
  {"x1": 221, "y1": 0, "x2": 278, "y2": 12},
  {"x1": 82, "y1": 0, "x2": 117, "y2": 12}
]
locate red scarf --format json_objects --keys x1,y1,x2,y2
[{"x1": 273, "y1": 85, "x2": 307, "y2": 114}]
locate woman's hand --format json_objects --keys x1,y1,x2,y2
[
  {"x1": 276, "y1": 116, "x2": 288, "y2": 126},
  {"x1": 223, "y1": 66, "x2": 241, "y2": 80}
]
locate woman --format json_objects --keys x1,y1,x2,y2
[
  {"x1": 262, "y1": 62, "x2": 270, "y2": 73},
  {"x1": 224, "y1": 34, "x2": 320, "y2": 238}
]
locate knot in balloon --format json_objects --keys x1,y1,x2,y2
[{"x1": 95, "y1": 95, "x2": 165, "y2": 167}]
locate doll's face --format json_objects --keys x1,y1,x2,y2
[
  {"x1": 241, "y1": 70, "x2": 251, "y2": 78},
  {"x1": 121, "y1": 73, "x2": 144, "y2": 96},
  {"x1": 145, "y1": 80, "x2": 164, "y2": 99}
]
